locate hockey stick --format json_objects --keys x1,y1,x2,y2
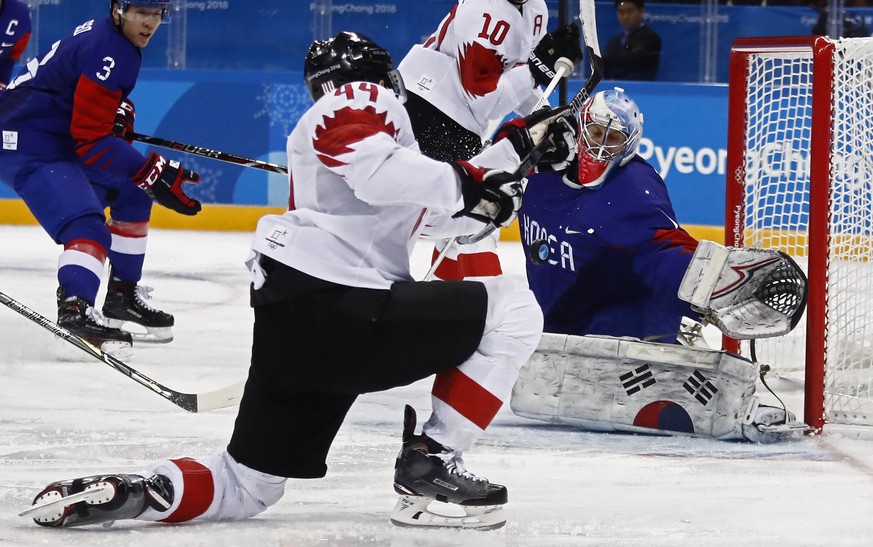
[
  {"x1": 514, "y1": 0, "x2": 603, "y2": 179},
  {"x1": 0, "y1": 290, "x2": 245, "y2": 413},
  {"x1": 533, "y1": 57, "x2": 575, "y2": 111},
  {"x1": 425, "y1": 4, "x2": 603, "y2": 278},
  {"x1": 130, "y1": 132, "x2": 289, "y2": 175}
]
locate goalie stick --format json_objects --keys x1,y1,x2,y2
[
  {"x1": 0, "y1": 290, "x2": 244, "y2": 413},
  {"x1": 131, "y1": 133, "x2": 289, "y2": 175},
  {"x1": 426, "y1": 1, "x2": 604, "y2": 277}
]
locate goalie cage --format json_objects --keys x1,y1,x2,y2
[{"x1": 726, "y1": 35, "x2": 873, "y2": 432}]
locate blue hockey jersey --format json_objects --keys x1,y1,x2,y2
[
  {"x1": 519, "y1": 156, "x2": 700, "y2": 343},
  {"x1": 0, "y1": 16, "x2": 146, "y2": 180},
  {"x1": 0, "y1": 0, "x2": 30, "y2": 85}
]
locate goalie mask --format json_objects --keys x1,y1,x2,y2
[
  {"x1": 568, "y1": 87, "x2": 643, "y2": 189},
  {"x1": 304, "y1": 31, "x2": 406, "y2": 104}
]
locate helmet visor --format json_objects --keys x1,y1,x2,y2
[{"x1": 117, "y1": 1, "x2": 172, "y2": 23}]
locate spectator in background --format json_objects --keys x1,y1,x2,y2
[
  {"x1": 603, "y1": 0, "x2": 661, "y2": 81},
  {"x1": 0, "y1": 0, "x2": 32, "y2": 90},
  {"x1": 812, "y1": 0, "x2": 870, "y2": 37}
]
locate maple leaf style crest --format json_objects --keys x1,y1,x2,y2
[
  {"x1": 457, "y1": 41, "x2": 506, "y2": 98},
  {"x1": 313, "y1": 105, "x2": 398, "y2": 168}
]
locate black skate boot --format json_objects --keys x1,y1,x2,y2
[
  {"x1": 57, "y1": 289, "x2": 133, "y2": 354},
  {"x1": 102, "y1": 279, "x2": 174, "y2": 343},
  {"x1": 391, "y1": 405, "x2": 507, "y2": 530},
  {"x1": 24, "y1": 473, "x2": 173, "y2": 527}
]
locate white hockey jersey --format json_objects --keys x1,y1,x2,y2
[
  {"x1": 397, "y1": 0, "x2": 548, "y2": 139},
  {"x1": 249, "y1": 82, "x2": 519, "y2": 290}
]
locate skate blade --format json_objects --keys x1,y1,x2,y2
[
  {"x1": 389, "y1": 495, "x2": 506, "y2": 530},
  {"x1": 130, "y1": 327, "x2": 173, "y2": 344},
  {"x1": 756, "y1": 421, "x2": 812, "y2": 435},
  {"x1": 105, "y1": 319, "x2": 173, "y2": 344},
  {"x1": 20, "y1": 483, "x2": 112, "y2": 523}
]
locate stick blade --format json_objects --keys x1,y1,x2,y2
[{"x1": 191, "y1": 381, "x2": 246, "y2": 412}]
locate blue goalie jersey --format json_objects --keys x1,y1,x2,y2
[{"x1": 519, "y1": 156, "x2": 700, "y2": 343}]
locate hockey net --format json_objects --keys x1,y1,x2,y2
[{"x1": 726, "y1": 36, "x2": 873, "y2": 432}]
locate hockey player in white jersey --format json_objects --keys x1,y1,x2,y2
[
  {"x1": 23, "y1": 31, "x2": 552, "y2": 531},
  {"x1": 399, "y1": 0, "x2": 583, "y2": 280}
]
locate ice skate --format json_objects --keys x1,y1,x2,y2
[
  {"x1": 22, "y1": 473, "x2": 173, "y2": 527},
  {"x1": 102, "y1": 280, "x2": 174, "y2": 343},
  {"x1": 57, "y1": 292, "x2": 133, "y2": 357},
  {"x1": 391, "y1": 405, "x2": 507, "y2": 530},
  {"x1": 742, "y1": 401, "x2": 810, "y2": 443}
]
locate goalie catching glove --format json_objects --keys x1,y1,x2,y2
[
  {"x1": 678, "y1": 240, "x2": 808, "y2": 339},
  {"x1": 450, "y1": 160, "x2": 524, "y2": 228},
  {"x1": 133, "y1": 152, "x2": 202, "y2": 216}
]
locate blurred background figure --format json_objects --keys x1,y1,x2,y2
[{"x1": 603, "y1": 0, "x2": 661, "y2": 81}]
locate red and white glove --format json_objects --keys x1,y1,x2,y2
[
  {"x1": 113, "y1": 99, "x2": 136, "y2": 143},
  {"x1": 450, "y1": 160, "x2": 524, "y2": 228},
  {"x1": 133, "y1": 152, "x2": 202, "y2": 216}
]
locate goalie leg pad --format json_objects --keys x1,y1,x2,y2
[{"x1": 511, "y1": 333, "x2": 761, "y2": 441}]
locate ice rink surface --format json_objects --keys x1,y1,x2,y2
[{"x1": 2, "y1": 224, "x2": 873, "y2": 546}]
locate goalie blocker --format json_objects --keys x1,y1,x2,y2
[{"x1": 511, "y1": 333, "x2": 805, "y2": 443}]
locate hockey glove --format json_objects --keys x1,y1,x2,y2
[
  {"x1": 450, "y1": 160, "x2": 524, "y2": 228},
  {"x1": 113, "y1": 99, "x2": 136, "y2": 143},
  {"x1": 528, "y1": 23, "x2": 584, "y2": 88},
  {"x1": 493, "y1": 105, "x2": 572, "y2": 166},
  {"x1": 133, "y1": 152, "x2": 202, "y2": 216},
  {"x1": 536, "y1": 116, "x2": 578, "y2": 173}
]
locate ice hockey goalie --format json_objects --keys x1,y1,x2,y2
[{"x1": 511, "y1": 241, "x2": 810, "y2": 443}]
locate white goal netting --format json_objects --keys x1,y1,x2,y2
[{"x1": 730, "y1": 37, "x2": 873, "y2": 428}]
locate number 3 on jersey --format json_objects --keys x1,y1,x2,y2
[{"x1": 96, "y1": 56, "x2": 116, "y2": 81}]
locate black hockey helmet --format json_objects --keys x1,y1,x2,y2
[{"x1": 304, "y1": 31, "x2": 406, "y2": 103}]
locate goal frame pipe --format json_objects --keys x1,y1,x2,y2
[{"x1": 724, "y1": 35, "x2": 832, "y2": 432}]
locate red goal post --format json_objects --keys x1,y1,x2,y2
[{"x1": 726, "y1": 35, "x2": 873, "y2": 433}]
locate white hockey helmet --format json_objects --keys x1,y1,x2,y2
[{"x1": 568, "y1": 87, "x2": 643, "y2": 189}]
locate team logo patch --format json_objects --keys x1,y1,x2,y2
[
  {"x1": 2, "y1": 130, "x2": 18, "y2": 150},
  {"x1": 620, "y1": 364, "x2": 656, "y2": 395},
  {"x1": 683, "y1": 370, "x2": 718, "y2": 406},
  {"x1": 265, "y1": 227, "x2": 288, "y2": 250},
  {"x1": 633, "y1": 401, "x2": 695, "y2": 433}
]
